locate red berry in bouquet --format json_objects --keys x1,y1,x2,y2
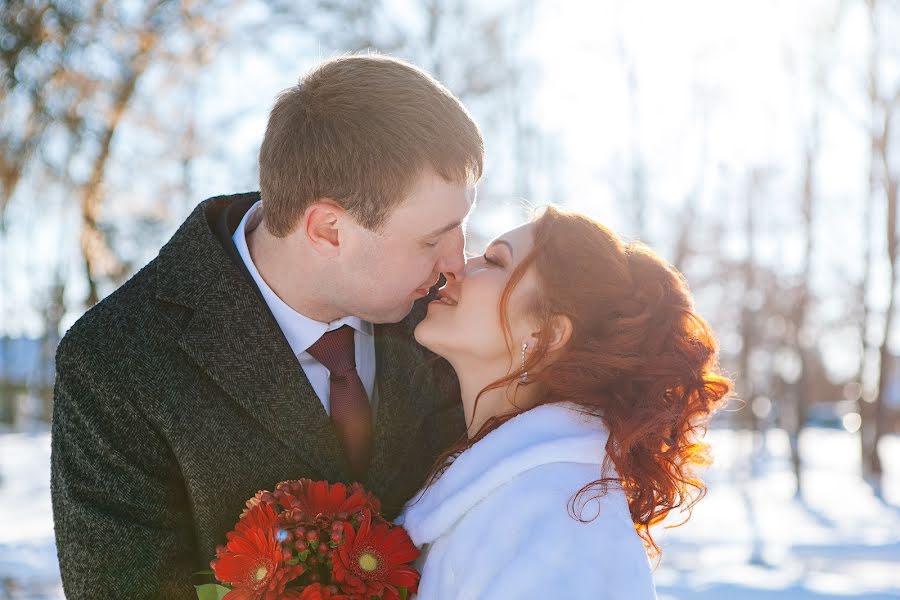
[{"x1": 291, "y1": 583, "x2": 348, "y2": 599}]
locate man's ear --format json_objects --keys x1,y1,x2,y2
[
  {"x1": 536, "y1": 314, "x2": 573, "y2": 354},
  {"x1": 303, "y1": 201, "x2": 344, "y2": 256}
]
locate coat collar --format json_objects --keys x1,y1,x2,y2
[
  {"x1": 154, "y1": 194, "x2": 439, "y2": 486},
  {"x1": 397, "y1": 402, "x2": 611, "y2": 545},
  {"x1": 155, "y1": 194, "x2": 345, "y2": 481},
  {"x1": 231, "y1": 200, "x2": 373, "y2": 357}
]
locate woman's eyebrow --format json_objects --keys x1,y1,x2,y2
[{"x1": 488, "y1": 239, "x2": 514, "y2": 260}]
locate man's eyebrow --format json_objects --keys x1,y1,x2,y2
[
  {"x1": 421, "y1": 220, "x2": 463, "y2": 240},
  {"x1": 488, "y1": 239, "x2": 514, "y2": 260}
]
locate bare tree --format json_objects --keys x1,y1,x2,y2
[
  {"x1": 77, "y1": 1, "x2": 169, "y2": 305},
  {"x1": 2, "y1": 0, "x2": 542, "y2": 366},
  {"x1": 613, "y1": 21, "x2": 647, "y2": 239},
  {"x1": 0, "y1": 1, "x2": 85, "y2": 218},
  {"x1": 738, "y1": 169, "x2": 766, "y2": 434},
  {"x1": 789, "y1": 116, "x2": 820, "y2": 501},
  {"x1": 3, "y1": 0, "x2": 277, "y2": 309},
  {"x1": 865, "y1": 0, "x2": 900, "y2": 497},
  {"x1": 784, "y1": 4, "x2": 845, "y2": 500}
]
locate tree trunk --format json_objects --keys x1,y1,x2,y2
[
  {"x1": 80, "y1": 27, "x2": 161, "y2": 307},
  {"x1": 791, "y1": 127, "x2": 817, "y2": 501},
  {"x1": 871, "y1": 106, "x2": 897, "y2": 498},
  {"x1": 739, "y1": 170, "x2": 762, "y2": 434},
  {"x1": 863, "y1": 0, "x2": 899, "y2": 497},
  {"x1": 858, "y1": 147, "x2": 875, "y2": 480}
]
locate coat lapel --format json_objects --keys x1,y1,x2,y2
[
  {"x1": 156, "y1": 195, "x2": 349, "y2": 483},
  {"x1": 365, "y1": 322, "x2": 433, "y2": 489},
  {"x1": 154, "y1": 194, "x2": 452, "y2": 492},
  {"x1": 178, "y1": 275, "x2": 350, "y2": 482}
]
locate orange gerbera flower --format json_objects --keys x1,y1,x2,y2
[
  {"x1": 293, "y1": 479, "x2": 377, "y2": 518},
  {"x1": 332, "y1": 511, "x2": 420, "y2": 600},
  {"x1": 234, "y1": 500, "x2": 278, "y2": 534},
  {"x1": 214, "y1": 504, "x2": 302, "y2": 600},
  {"x1": 285, "y1": 583, "x2": 349, "y2": 599}
]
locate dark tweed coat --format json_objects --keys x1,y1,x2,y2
[{"x1": 50, "y1": 193, "x2": 465, "y2": 599}]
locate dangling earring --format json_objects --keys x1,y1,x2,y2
[{"x1": 519, "y1": 342, "x2": 528, "y2": 384}]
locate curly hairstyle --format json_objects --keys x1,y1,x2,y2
[{"x1": 424, "y1": 205, "x2": 733, "y2": 557}]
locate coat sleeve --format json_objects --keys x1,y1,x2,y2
[{"x1": 50, "y1": 336, "x2": 199, "y2": 600}]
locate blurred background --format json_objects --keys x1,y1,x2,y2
[{"x1": 1, "y1": 0, "x2": 899, "y2": 598}]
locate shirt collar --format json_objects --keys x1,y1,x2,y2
[{"x1": 232, "y1": 201, "x2": 373, "y2": 356}]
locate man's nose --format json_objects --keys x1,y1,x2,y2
[{"x1": 437, "y1": 229, "x2": 466, "y2": 281}]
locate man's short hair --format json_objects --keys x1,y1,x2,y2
[{"x1": 259, "y1": 54, "x2": 484, "y2": 236}]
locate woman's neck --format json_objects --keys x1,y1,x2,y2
[{"x1": 451, "y1": 357, "x2": 540, "y2": 438}]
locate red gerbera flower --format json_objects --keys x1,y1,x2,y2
[
  {"x1": 332, "y1": 511, "x2": 420, "y2": 600},
  {"x1": 293, "y1": 479, "x2": 375, "y2": 519},
  {"x1": 347, "y1": 482, "x2": 382, "y2": 515},
  {"x1": 286, "y1": 583, "x2": 349, "y2": 599},
  {"x1": 234, "y1": 500, "x2": 278, "y2": 534},
  {"x1": 241, "y1": 489, "x2": 274, "y2": 518},
  {"x1": 213, "y1": 504, "x2": 303, "y2": 600}
]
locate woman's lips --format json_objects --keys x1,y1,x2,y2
[
  {"x1": 429, "y1": 297, "x2": 456, "y2": 307},
  {"x1": 432, "y1": 289, "x2": 458, "y2": 306}
]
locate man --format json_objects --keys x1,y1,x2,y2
[{"x1": 50, "y1": 54, "x2": 482, "y2": 599}]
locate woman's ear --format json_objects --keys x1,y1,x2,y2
[{"x1": 538, "y1": 314, "x2": 573, "y2": 354}]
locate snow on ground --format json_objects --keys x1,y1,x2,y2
[
  {"x1": 654, "y1": 428, "x2": 900, "y2": 599},
  {"x1": 0, "y1": 426, "x2": 898, "y2": 599},
  {"x1": 0, "y1": 429, "x2": 63, "y2": 600}
]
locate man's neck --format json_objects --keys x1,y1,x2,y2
[{"x1": 246, "y1": 218, "x2": 345, "y2": 324}]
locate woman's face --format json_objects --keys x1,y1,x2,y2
[{"x1": 414, "y1": 222, "x2": 539, "y2": 372}]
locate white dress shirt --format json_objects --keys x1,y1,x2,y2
[{"x1": 232, "y1": 201, "x2": 378, "y2": 417}]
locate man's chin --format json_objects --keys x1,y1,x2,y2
[
  {"x1": 358, "y1": 292, "x2": 437, "y2": 324},
  {"x1": 362, "y1": 300, "x2": 417, "y2": 325}
]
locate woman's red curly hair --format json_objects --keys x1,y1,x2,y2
[{"x1": 426, "y1": 205, "x2": 732, "y2": 557}]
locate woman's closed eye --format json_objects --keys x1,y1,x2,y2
[{"x1": 483, "y1": 253, "x2": 503, "y2": 267}]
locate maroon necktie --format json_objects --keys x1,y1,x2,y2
[{"x1": 306, "y1": 325, "x2": 373, "y2": 479}]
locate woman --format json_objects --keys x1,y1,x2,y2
[{"x1": 397, "y1": 206, "x2": 732, "y2": 598}]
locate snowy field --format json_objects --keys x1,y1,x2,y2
[
  {"x1": 0, "y1": 426, "x2": 898, "y2": 599},
  {"x1": 654, "y1": 429, "x2": 900, "y2": 599}
]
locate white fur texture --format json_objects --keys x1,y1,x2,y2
[{"x1": 397, "y1": 402, "x2": 658, "y2": 599}]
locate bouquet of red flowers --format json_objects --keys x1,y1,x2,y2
[{"x1": 195, "y1": 479, "x2": 420, "y2": 600}]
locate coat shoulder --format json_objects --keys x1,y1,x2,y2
[
  {"x1": 57, "y1": 259, "x2": 165, "y2": 370},
  {"x1": 56, "y1": 192, "x2": 232, "y2": 370}
]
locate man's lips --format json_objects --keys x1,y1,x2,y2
[{"x1": 415, "y1": 278, "x2": 441, "y2": 297}]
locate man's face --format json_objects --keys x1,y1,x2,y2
[{"x1": 336, "y1": 169, "x2": 476, "y2": 324}]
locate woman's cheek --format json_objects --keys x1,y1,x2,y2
[{"x1": 467, "y1": 281, "x2": 504, "y2": 347}]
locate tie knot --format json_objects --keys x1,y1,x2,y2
[{"x1": 306, "y1": 325, "x2": 356, "y2": 377}]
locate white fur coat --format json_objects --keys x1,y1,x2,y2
[{"x1": 396, "y1": 402, "x2": 658, "y2": 599}]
